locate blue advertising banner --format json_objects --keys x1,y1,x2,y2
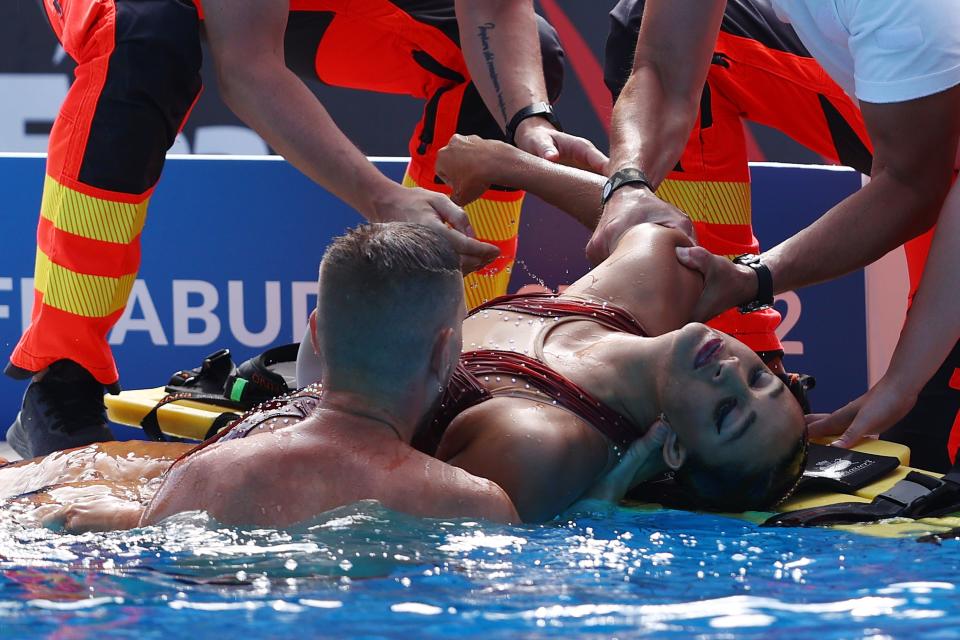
[{"x1": 0, "y1": 156, "x2": 864, "y2": 442}]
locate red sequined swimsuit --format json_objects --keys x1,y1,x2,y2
[{"x1": 412, "y1": 294, "x2": 649, "y2": 455}]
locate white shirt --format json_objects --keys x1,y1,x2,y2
[{"x1": 771, "y1": 0, "x2": 960, "y2": 104}]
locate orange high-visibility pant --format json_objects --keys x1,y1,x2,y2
[
  {"x1": 270, "y1": 0, "x2": 566, "y2": 309},
  {"x1": 6, "y1": 0, "x2": 202, "y2": 389}
]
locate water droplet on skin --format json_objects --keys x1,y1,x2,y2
[
  {"x1": 511, "y1": 378, "x2": 517, "y2": 383},
  {"x1": 484, "y1": 377, "x2": 490, "y2": 382},
  {"x1": 495, "y1": 377, "x2": 501, "y2": 382}
]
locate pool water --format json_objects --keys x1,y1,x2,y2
[{"x1": 1, "y1": 501, "x2": 958, "y2": 638}]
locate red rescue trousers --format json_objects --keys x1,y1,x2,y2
[{"x1": 7, "y1": 0, "x2": 202, "y2": 389}]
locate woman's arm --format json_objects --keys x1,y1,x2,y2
[
  {"x1": 436, "y1": 134, "x2": 607, "y2": 228},
  {"x1": 567, "y1": 224, "x2": 704, "y2": 336}
]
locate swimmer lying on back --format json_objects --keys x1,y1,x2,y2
[
  {"x1": 0, "y1": 223, "x2": 652, "y2": 531},
  {"x1": 370, "y1": 136, "x2": 810, "y2": 521}
]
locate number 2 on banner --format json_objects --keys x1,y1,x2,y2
[{"x1": 774, "y1": 292, "x2": 803, "y2": 355}]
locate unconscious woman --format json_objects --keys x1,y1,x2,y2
[
  {"x1": 294, "y1": 135, "x2": 811, "y2": 522},
  {"x1": 0, "y1": 140, "x2": 809, "y2": 529}
]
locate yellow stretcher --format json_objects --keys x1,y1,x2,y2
[{"x1": 105, "y1": 387, "x2": 960, "y2": 539}]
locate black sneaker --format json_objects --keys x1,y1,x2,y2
[{"x1": 5, "y1": 360, "x2": 114, "y2": 459}]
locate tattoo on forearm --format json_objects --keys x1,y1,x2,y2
[{"x1": 477, "y1": 22, "x2": 509, "y2": 125}]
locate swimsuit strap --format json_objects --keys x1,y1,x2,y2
[
  {"x1": 472, "y1": 293, "x2": 648, "y2": 337},
  {"x1": 169, "y1": 383, "x2": 324, "y2": 467},
  {"x1": 412, "y1": 362, "x2": 491, "y2": 455},
  {"x1": 458, "y1": 349, "x2": 641, "y2": 450}
]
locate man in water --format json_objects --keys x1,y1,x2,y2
[
  {"x1": 3, "y1": 224, "x2": 515, "y2": 528},
  {"x1": 1, "y1": 223, "x2": 668, "y2": 530}
]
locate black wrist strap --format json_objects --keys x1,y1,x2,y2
[
  {"x1": 601, "y1": 168, "x2": 654, "y2": 206},
  {"x1": 733, "y1": 254, "x2": 774, "y2": 313},
  {"x1": 505, "y1": 102, "x2": 562, "y2": 146}
]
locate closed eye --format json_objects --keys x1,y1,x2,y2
[
  {"x1": 750, "y1": 366, "x2": 772, "y2": 388},
  {"x1": 714, "y1": 397, "x2": 737, "y2": 432}
]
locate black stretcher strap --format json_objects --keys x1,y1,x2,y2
[
  {"x1": 139, "y1": 392, "x2": 243, "y2": 442},
  {"x1": 765, "y1": 455, "x2": 960, "y2": 528}
]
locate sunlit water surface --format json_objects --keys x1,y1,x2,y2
[{"x1": 2, "y1": 502, "x2": 959, "y2": 638}]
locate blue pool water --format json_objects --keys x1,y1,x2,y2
[{"x1": 1, "y1": 502, "x2": 958, "y2": 639}]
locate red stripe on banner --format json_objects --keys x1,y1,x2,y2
[
  {"x1": 537, "y1": 0, "x2": 612, "y2": 132},
  {"x1": 948, "y1": 409, "x2": 960, "y2": 464}
]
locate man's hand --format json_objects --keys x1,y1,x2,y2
[
  {"x1": 674, "y1": 246, "x2": 758, "y2": 321},
  {"x1": 586, "y1": 186, "x2": 696, "y2": 265},
  {"x1": 371, "y1": 184, "x2": 499, "y2": 274},
  {"x1": 41, "y1": 495, "x2": 145, "y2": 533},
  {"x1": 514, "y1": 119, "x2": 608, "y2": 172},
  {"x1": 807, "y1": 377, "x2": 919, "y2": 448},
  {"x1": 579, "y1": 420, "x2": 670, "y2": 503}
]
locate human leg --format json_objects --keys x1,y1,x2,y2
[
  {"x1": 5, "y1": 0, "x2": 202, "y2": 457},
  {"x1": 290, "y1": 1, "x2": 564, "y2": 308}
]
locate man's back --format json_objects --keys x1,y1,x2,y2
[{"x1": 141, "y1": 410, "x2": 517, "y2": 527}]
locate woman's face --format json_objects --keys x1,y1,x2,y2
[{"x1": 656, "y1": 323, "x2": 806, "y2": 472}]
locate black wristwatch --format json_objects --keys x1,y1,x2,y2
[
  {"x1": 601, "y1": 168, "x2": 654, "y2": 206},
  {"x1": 733, "y1": 254, "x2": 774, "y2": 313},
  {"x1": 505, "y1": 102, "x2": 563, "y2": 146}
]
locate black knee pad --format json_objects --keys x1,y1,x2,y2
[{"x1": 79, "y1": 0, "x2": 203, "y2": 194}]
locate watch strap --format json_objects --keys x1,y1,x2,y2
[
  {"x1": 733, "y1": 254, "x2": 774, "y2": 313},
  {"x1": 505, "y1": 102, "x2": 563, "y2": 146},
  {"x1": 601, "y1": 168, "x2": 654, "y2": 206}
]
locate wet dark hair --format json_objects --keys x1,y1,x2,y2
[{"x1": 673, "y1": 426, "x2": 810, "y2": 512}]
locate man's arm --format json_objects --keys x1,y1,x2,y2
[
  {"x1": 455, "y1": 0, "x2": 606, "y2": 169},
  {"x1": 202, "y1": 0, "x2": 497, "y2": 273},
  {"x1": 586, "y1": 0, "x2": 726, "y2": 262},
  {"x1": 677, "y1": 86, "x2": 960, "y2": 321},
  {"x1": 809, "y1": 178, "x2": 960, "y2": 446}
]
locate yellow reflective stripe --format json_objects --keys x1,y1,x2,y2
[
  {"x1": 34, "y1": 249, "x2": 135, "y2": 317},
  {"x1": 464, "y1": 266, "x2": 513, "y2": 310},
  {"x1": 402, "y1": 170, "x2": 523, "y2": 242},
  {"x1": 657, "y1": 179, "x2": 751, "y2": 227},
  {"x1": 40, "y1": 175, "x2": 148, "y2": 244},
  {"x1": 34, "y1": 249, "x2": 51, "y2": 296},
  {"x1": 463, "y1": 197, "x2": 522, "y2": 242}
]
